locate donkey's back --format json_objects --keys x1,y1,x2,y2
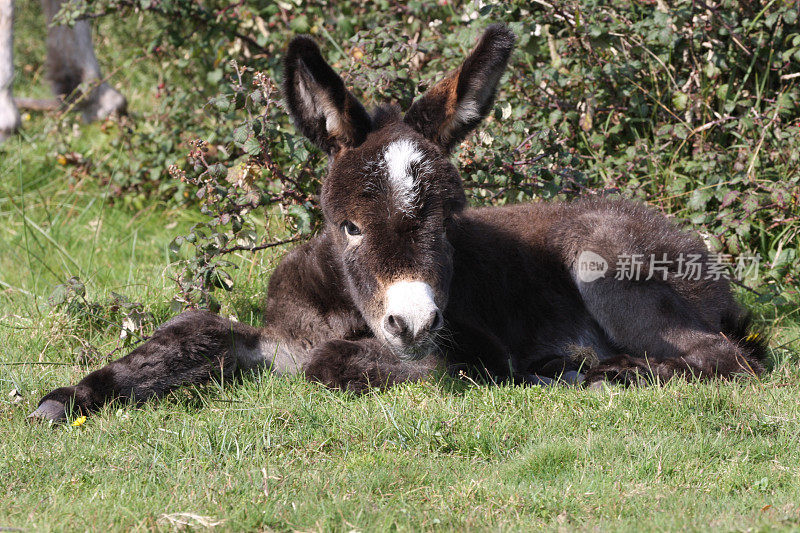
[{"x1": 444, "y1": 199, "x2": 764, "y2": 384}]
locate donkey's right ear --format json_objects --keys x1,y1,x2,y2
[
  {"x1": 404, "y1": 24, "x2": 515, "y2": 153},
  {"x1": 283, "y1": 36, "x2": 373, "y2": 156}
]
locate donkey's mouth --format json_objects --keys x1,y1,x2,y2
[{"x1": 393, "y1": 338, "x2": 439, "y2": 362}]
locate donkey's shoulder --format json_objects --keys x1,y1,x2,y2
[
  {"x1": 460, "y1": 201, "x2": 559, "y2": 226},
  {"x1": 265, "y1": 232, "x2": 350, "y2": 314}
]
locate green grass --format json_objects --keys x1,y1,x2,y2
[
  {"x1": 4, "y1": 375, "x2": 800, "y2": 531},
  {"x1": 2, "y1": 3, "x2": 800, "y2": 532}
]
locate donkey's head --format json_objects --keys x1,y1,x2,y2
[{"x1": 283, "y1": 25, "x2": 515, "y2": 360}]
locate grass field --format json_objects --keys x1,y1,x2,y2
[{"x1": 2, "y1": 3, "x2": 800, "y2": 532}]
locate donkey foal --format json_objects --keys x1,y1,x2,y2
[{"x1": 29, "y1": 24, "x2": 766, "y2": 423}]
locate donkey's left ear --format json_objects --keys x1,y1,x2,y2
[
  {"x1": 404, "y1": 24, "x2": 515, "y2": 153},
  {"x1": 283, "y1": 36, "x2": 373, "y2": 156}
]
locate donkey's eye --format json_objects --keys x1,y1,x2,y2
[{"x1": 341, "y1": 221, "x2": 362, "y2": 237}]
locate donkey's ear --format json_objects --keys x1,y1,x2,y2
[
  {"x1": 404, "y1": 24, "x2": 515, "y2": 153},
  {"x1": 283, "y1": 36, "x2": 373, "y2": 156}
]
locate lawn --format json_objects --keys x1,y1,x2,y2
[{"x1": 2, "y1": 2, "x2": 800, "y2": 531}]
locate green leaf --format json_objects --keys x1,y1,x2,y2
[
  {"x1": 207, "y1": 69, "x2": 223, "y2": 84},
  {"x1": 48, "y1": 284, "x2": 69, "y2": 306},
  {"x1": 243, "y1": 138, "x2": 261, "y2": 156},
  {"x1": 211, "y1": 270, "x2": 235, "y2": 291},
  {"x1": 688, "y1": 188, "x2": 712, "y2": 211},
  {"x1": 548, "y1": 109, "x2": 563, "y2": 127},
  {"x1": 169, "y1": 299, "x2": 184, "y2": 314},
  {"x1": 741, "y1": 194, "x2": 760, "y2": 214},
  {"x1": 233, "y1": 126, "x2": 250, "y2": 145},
  {"x1": 236, "y1": 230, "x2": 258, "y2": 248},
  {"x1": 213, "y1": 96, "x2": 232, "y2": 113},
  {"x1": 287, "y1": 205, "x2": 313, "y2": 234},
  {"x1": 720, "y1": 190, "x2": 740, "y2": 209},
  {"x1": 290, "y1": 15, "x2": 309, "y2": 33},
  {"x1": 777, "y1": 92, "x2": 795, "y2": 113},
  {"x1": 209, "y1": 163, "x2": 227, "y2": 179},
  {"x1": 67, "y1": 276, "x2": 85, "y2": 297},
  {"x1": 169, "y1": 236, "x2": 184, "y2": 259},
  {"x1": 671, "y1": 92, "x2": 689, "y2": 111}
]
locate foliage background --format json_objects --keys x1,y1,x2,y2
[{"x1": 44, "y1": 0, "x2": 800, "y2": 309}]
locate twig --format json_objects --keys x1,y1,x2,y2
[
  {"x1": 730, "y1": 279, "x2": 763, "y2": 297},
  {"x1": 512, "y1": 152, "x2": 553, "y2": 166},
  {"x1": 218, "y1": 235, "x2": 303, "y2": 255}
]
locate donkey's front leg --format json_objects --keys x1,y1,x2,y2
[
  {"x1": 41, "y1": 0, "x2": 127, "y2": 122},
  {"x1": 0, "y1": 0, "x2": 20, "y2": 142},
  {"x1": 303, "y1": 338, "x2": 438, "y2": 393},
  {"x1": 29, "y1": 310, "x2": 264, "y2": 422}
]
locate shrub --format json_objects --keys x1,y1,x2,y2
[{"x1": 54, "y1": 0, "x2": 800, "y2": 306}]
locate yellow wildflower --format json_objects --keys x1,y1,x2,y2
[{"x1": 72, "y1": 416, "x2": 87, "y2": 427}]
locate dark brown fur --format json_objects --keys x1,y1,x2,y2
[{"x1": 29, "y1": 25, "x2": 766, "y2": 423}]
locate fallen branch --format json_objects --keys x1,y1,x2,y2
[{"x1": 14, "y1": 98, "x2": 61, "y2": 111}]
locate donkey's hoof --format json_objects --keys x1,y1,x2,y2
[
  {"x1": 0, "y1": 130, "x2": 13, "y2": 144},
  {"x1": 560, "y1": 371, "x2": 585, "y2": 386},
  {"x1": 81, "y1": 84, "x2": 127, "y2": 123},
  {"x1": 587, "y1": 380, "x2": 610, "y2": 391},
  {"x1": 0, "y1": 103, "x2": 21, "y2": 143},
  {"x1": 27, "y1": 399, "x2": 68, "y2": 424}
]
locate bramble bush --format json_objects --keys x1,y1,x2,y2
[{"x1": 53, "y1": 0, "x2": 799, "y2": 308}]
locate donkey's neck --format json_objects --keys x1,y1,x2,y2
[{"x1": 262, "y1": 231, "x2": 370, "y2": 347}]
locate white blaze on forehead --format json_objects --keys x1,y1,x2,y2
[
  {"x1": 383, "y1": 139, "x2": 426, "y2": 212},
  {"x1": 384, "y1": 280, "x2": 438, "y2": 338}
]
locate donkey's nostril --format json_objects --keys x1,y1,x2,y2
[{"x1": 383, "y1": 314, "x2": 409, "y2": 338}]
